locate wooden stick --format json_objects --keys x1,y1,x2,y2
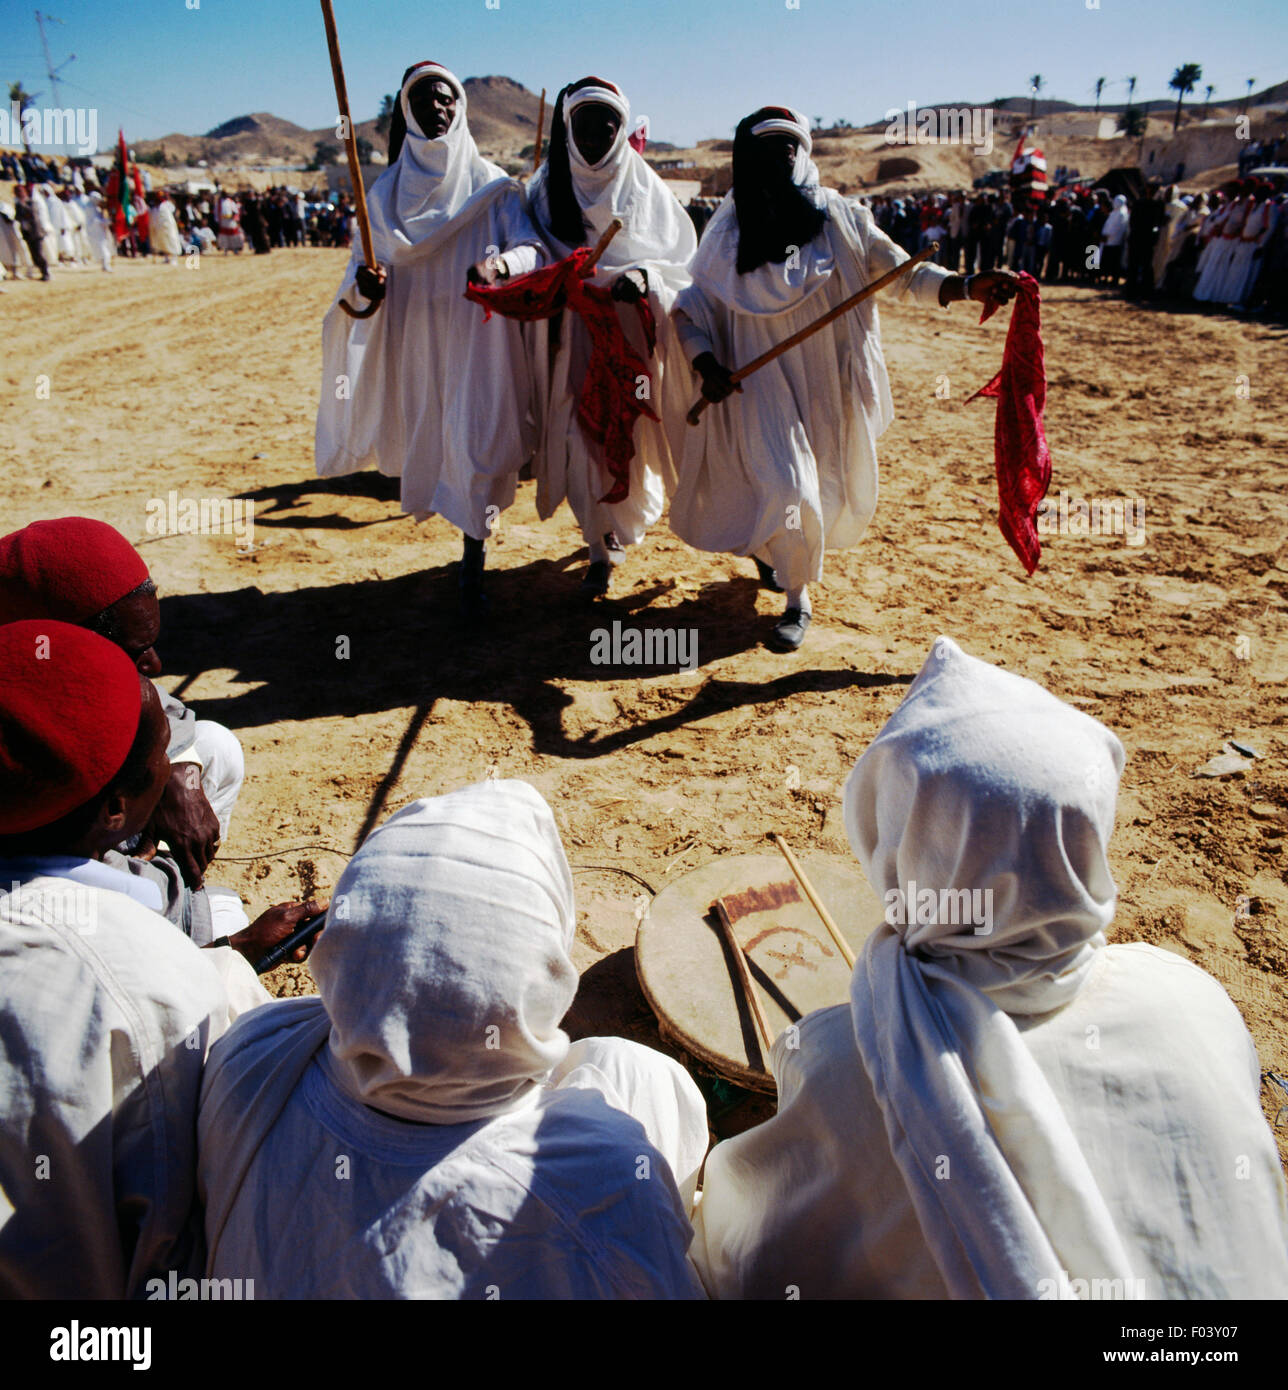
[
  {"x1": 320, "y1": 0, "x2": 380, "y2": 319},
  {"x1": 687, "y1": 242, "x2": 940, "y2": 426},
  {"x1": 714, "y1": 897, "x2": 774, "y2": 1063},
  {"x1": 581, "y1": 217, "x2": 623, "y2": 275},
  {"x1": 768, "y1": 833, "x2": 856, "y2": 969},
  {"x1": 533, "y1": 88, "x2": 547, "y2": 172}
]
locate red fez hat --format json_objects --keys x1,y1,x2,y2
[
  {"x1": 0, "y1": 621, "x2": 144, "y2": 836},
  {"x1": 0, "y1": 517, "x2": 149, "y2": 626}
]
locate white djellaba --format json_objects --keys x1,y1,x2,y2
[
  {"x1": 198, "y1": 780, "x2": 709, "y2": 1299},
  {"x1": 526, "y1": 80, "x2": 696, "y2": 571},
  {"x1": 315, "y1": 62, "x2": 546, "y2": 539},
  {"x1": 669, "y1": 109, "x2": 952, "y2": 603},
  {"x1": 690, "y1": 638, "x2": 1288, "y2": 1300}
]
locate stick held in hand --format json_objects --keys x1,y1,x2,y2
[{"x1": 687, "y1": 243, "x2": 940, "y2": 425}]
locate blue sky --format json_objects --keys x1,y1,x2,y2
[{"x1": 5, "y1": 0, "x2": 1285, "y2": 152}]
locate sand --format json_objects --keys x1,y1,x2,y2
[{"x1": 3, "y1": 245, "x2": 1286, "y2": 1160}]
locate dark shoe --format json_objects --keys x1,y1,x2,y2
[
  {"x1": 580, "y1": 560, "x2": 611, "y2": 598},
  {"x1": 768, "y1": 608, "x2": 811, "y2": 652},
  {"x1": 459, "y1": 536, "x2": 488, "y2": 618},
  {"x1": 753, "y1": 556, "x2": 784, "y2": 592}
]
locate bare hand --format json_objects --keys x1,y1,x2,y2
[
  {"x1": 148, "y1": 764, "x2": 220, "y2": 889},
  {"x1": 969, "y1": 268, "x2": 1020, "y2": 310},
  {"x1": 694, "y1": 352, "x2": 741, "y2": 404},
  {"x1": 356, "y1": 263, "x2": 387, "y2": 302},
  {"x1": 233, "y1": 898, "x2": 329, "y2": 968},
  {"x1": 611, "y1": 269, "x2": 647, "y2": 303},
  {"x1": 467, "y1": 256, "x2": 506, "y2": 287}
]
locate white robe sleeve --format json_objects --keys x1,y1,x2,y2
[{"x1": 854, "y1": 200, "x2": 954, "y2": 309}]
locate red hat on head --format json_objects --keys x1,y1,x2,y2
[
  {"x1": 0, "y1": 621, "x2": 144, "y2": 836},
  {"x1": 0, "y1": 517, "x2": 149, "y2": 626}
]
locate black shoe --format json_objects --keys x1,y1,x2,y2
[
  {"x1": 768, "y1": 608, "x2": 811, "y2": 652},
  {"x1": 580, "y1": 560, "x2": 611, "y2": 598},
  {"x1": 753, "y1": 557, "x2": 784, "y2": 592},
  {"x1": 459, "y1": 536, "x2": 488, "y2": 619}
]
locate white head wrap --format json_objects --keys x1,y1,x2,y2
[
  {"x1": 528, "y1": 78, "x2": 695, "y2": 285},
  {"x1": 844, "y1": 637, "x2": 1137, "y2": 1299},
  {"x1": 367, "y1": 61, "x2": 507, "y2": 252},
  {"x1": 312, "y1": 780, "x2": 577, "y2": 1124}
]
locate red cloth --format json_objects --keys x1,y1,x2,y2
[
  {"x1": 0, "y1": 621, "x2": 143, "y2": 835},
  {"x1": 465, "y1": 248, "x2": 658, "y2": 504},
  {"x1": 965, "y1": 272, "x2": 1051, "y2": 575},
  {"x1": 0, "y1": 518, "x2": 150, "y2": 625}
]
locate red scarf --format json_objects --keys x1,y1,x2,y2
[
  {"x1": 965, "y1": 272, "x2": 1051, "y2": 575},
  {"x1": 465, "y1": 247, "x2": 658, "y2": 504}
]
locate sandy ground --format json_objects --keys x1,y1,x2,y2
[{"x1": 3, "y1": 245, "x2": 1286, "y2": 1159}]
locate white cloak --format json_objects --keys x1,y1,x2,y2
[
  {"x1": 527, "y1": 84, "x2": 696, "y2": 550},
  {"x1": 199, "y1": 781, "x2": 709, "y2": 1299},
  {"x1": 670, "y1": 188, "x2": 950, "y2": 592},
  {"x1": 692, "y1": 640, "x2": 1288, "y2": 1300},
  {"x1": 149, "y1": 199, "x2": 183, "y2": 258},
  {"x1": 315, "y1": 70, "x2": 546, "y2": 537},
  {"x1": 0, "y1": 861, "x2": 266, "y2": 1298}
]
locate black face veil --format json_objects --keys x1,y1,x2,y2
[{"x1": 732, "y1": 107, "x2": 827, "y2": 276}]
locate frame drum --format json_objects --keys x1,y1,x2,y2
[{"x1": 635, "y1": 852, "x2": 883, "y2": 1094}]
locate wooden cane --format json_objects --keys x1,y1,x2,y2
[
  {"x1": 714, "y1": 897, "x2": 774, "y2": 1064},
  {"x1": 687, "y1": 242, "x2": 940, "y2": 425},
  {"x1": 768, "y1": 833, "x2": 857, "y2": 969},
  {"x1": 533, "y1": 88, "x2": 547, "y2": 172},
  {"x1": 320, "y1": 0, "x2": 380, "y2": 319},
  {"x1": 581, "y1": 217, "x2": 623, "y2": 275}
]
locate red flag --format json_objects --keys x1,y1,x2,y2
[
  {"x1": 466, "y1": 247, "x2": 658, "y2": 504},
  {"x1": 965, "y1": 272, "x2": 1051, "y2": 575}
]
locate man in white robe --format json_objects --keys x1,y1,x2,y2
[
  {"x1": 527, "y1": 78, "x2": 696, "y2": 597},
  {"x1": 0, "y1": 621, "x2": 271, "y2": 1298},
  {"x1": 215, "y1": 193, "x2": 244, "y2": 253},
  {"x1": 148, "y1": 192, "x2": 183, "y2": 264},
  {"x1": 79, "y1": 191, "x2": 115, "y2": 272},
  {"x1": 316, "y1": 61, "x2": 547, "y2": 617},
  {"x1": 199, "y1": 779, "x2": 710, "y2": 1298},
  {"x1": 690, "y1": 637, "x2": 1288, "y2": 1299},
  {"x1": 670, "y1": 108, "x2": 1017, "y2": 651}
]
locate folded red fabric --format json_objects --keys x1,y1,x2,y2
[
  {"x1": 966, "y1": 272, "x2": 1051, "y2": 575},
  {"x1": 466, "y1": 247, "x2": 658, "y2": 504}
]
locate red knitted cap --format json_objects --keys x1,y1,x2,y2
[
  {"x1": 0, "y1": 621, "x2": 144, "y2": 835},
  {"x1": 0, "y1": 518, "x2": 150, "y2": 625}
]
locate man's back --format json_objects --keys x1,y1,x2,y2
[
  {"x1": 0, "y1": 874, "x2": 231, "y2": 1297},
  {"x1": 692, "y1": 943, "x2": 1288, "y2": 1300}
]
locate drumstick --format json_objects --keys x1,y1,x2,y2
[
  {"x1": 714, "y1": 897, "x2": 774, "y2": 1063},
  {"x1": 768, "y1": 833, "x2": 857, "y2": 970},
  {"x1": 686, "y1": 243, "x2": 940, "y2": 425}
]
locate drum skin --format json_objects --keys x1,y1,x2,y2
[{"x1": 635, "y1": 853, "x2": 883, "y2": 1094}]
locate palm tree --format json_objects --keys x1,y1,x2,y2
[
  {"x1": 1029, "y1": 74, "x2": 1043, "y2": 122},
  {"x1": 1169, "y1": 63, "x2": 1202, "y2": 133},
  {"x1": 374, "y1": 93, "x2": 395, "y2": 138},
  {"x1": 7, "y1": 81, "x2": 36, "y2": 153},
  {"x1": 1202, "y1": 84, "x2": 1214, "y2": 118},
  {"x1": 1244, "y1": 78, "x2": 1255, "y2": 114},
  {"x1": 1126, "y1": 75, "x2": 1137, "y2": 107},
  {"x1": 1094, "y1": 77, "x2": 1106, "y2": 113}
]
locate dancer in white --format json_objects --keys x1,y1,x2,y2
[
  {"x1": 316, "y1": 61, "x2": 547, "y2": 618},
  {"x1": 527, "y1": 77, "x2": 696, "y2": 597}
]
